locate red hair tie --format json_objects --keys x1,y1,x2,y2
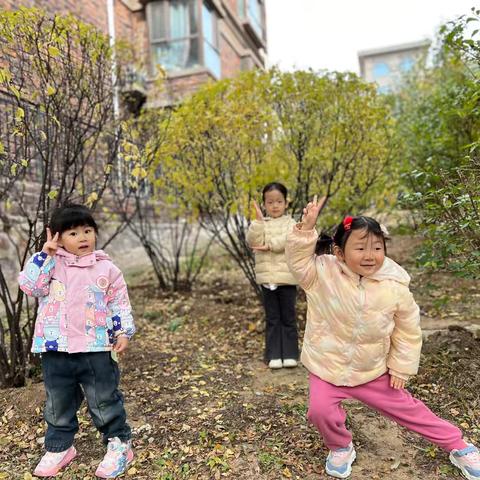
[{"x1": 343, "y1": 216, "x2": 354, "y2": 231}]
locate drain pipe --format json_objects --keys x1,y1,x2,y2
[
  {"x1": 106, "y1": 0, "x2": 122, "y2": 187},
  {"x1": 107, "y1": 0, "x2": 119, "y2": 118}
]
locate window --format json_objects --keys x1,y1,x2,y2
[
  {"x1": 202, "y1": 2, "x2": 221, "y2": 78},
  {"x1": 372, "y1": 62, "x2": 390, "y2": 79},
  {"x1": 238, "y1": 0, "x2": 264, "y2": 40},
  {"x1": 148, "y1": 0, "x2": 200, "y2": 72},
  {"x1": 247, "y1": 0, "x2": 263, "y2": 38},
  {"x1": 377, "y1": 85, "x2": 391, "y2": 94},
  {"x1": 399, "y1": 57, "x2": 415, "y2": 72},
  {"x1": 148, "y1": 0, "x2": 221, "y2": 78}
]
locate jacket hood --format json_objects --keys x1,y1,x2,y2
[
  {"x1": 338, "y1": 256, "x2": 411, "y2": 286},
  {"x1": 56, "y1": 247, "x2": 112, "y2": 263}
]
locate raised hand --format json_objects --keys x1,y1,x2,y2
[
  {"x1": 301, "y1": 195, "x2": 327, "y2": 230},
  {"x1": 42, "y1": 227, "x2": 59, "y2": 256},
  {"x1": 253, "y1": 201, "x2": 264, "y2": 221}
]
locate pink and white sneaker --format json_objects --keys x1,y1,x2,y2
[
  {"x1": 325, "y1": 442, "x2": 356, "y2": 478},
  {"x1": 33, "y1": 446, "x2": 77, "y2": 477},
  {"x1": 95, "y1": 437, "x2": 134, "y2": 479},
  {"x1": 450, "y1": 443, "x2": 480, "y2": 480}
]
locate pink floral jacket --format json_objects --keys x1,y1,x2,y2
[{"x1": 19, "y1": 248, "x2": 135, "y2": 354}]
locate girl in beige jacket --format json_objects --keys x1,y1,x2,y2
[
  {"x1": 246, "y1": 182, "x2": 298, "y2": 370},
  {"x1": 285, "y1": 196, "x2": 480, "y2": 480}
]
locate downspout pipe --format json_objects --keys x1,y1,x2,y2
[{"x1": 106, "y1": 0, "x2": 122, "y2": 186}]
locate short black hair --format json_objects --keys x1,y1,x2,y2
[
  {"x1": 262, "y1": 182, "x2": 288, "y2": 202},
  {"x1": 49, "y1": 204, "x2": 98, "y2": 235},
  {"x1": 334, "y1": 216, "x2": 386, "y2": 253}
]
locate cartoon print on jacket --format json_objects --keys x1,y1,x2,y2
[{"x1": 19, "y1": 248, "x2": 135, "y2": 354}]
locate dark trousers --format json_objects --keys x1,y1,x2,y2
[
  {"x1": 261, "y1": 285, "x2": 299, "y2": 361},
  {"x1": 41, "y1": 351, "x2": 131, "y2": 452}
]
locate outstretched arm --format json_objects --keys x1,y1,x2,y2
[{"x1": 285, "y1": 196, "x2": 327, "y2": 291}]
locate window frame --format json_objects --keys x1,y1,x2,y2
[
  {"x1": 147, "y1": 0, "x2": 221, "y2": 78},
  {"x1": 238, "y1": 0, "x2": 265, "y2": 43},
  {"x1": 202, "y1": 0, "x2": 221, "y2": 78}
]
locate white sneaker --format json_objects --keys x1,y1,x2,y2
[
  {"x1": 268, "y1": 359, "x2": 282, "y2": 369},
  {"x1": 283, "y1": 359, "x2": 298, "y2": 368}
]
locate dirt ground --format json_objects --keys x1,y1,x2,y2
[{"x1": 0, "y1": 235, "x2": 479, "y2": 479}]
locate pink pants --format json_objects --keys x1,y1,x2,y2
[{"x1": 308, "y1": 372, "x2": 465, "y2": 452}]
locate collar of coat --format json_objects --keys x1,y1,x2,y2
[
  {"x1": 336, "y1": 256, "x2": 411, "y2": 287},
  {"x1": 55, "y1": 247, "x2": 111, "y2": 267}
]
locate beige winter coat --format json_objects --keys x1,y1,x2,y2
[
  {"x1": 246, "y1": 215, "x2": 298, "y2": 286},
  {"x1": 285, "y1": 226, "x2": 422, "y2": 387}
]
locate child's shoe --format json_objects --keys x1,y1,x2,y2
[
  {"x1": 450, "y1": 443, "x2": 480, "y2": 480},
  {"x1": 95, "y1": 437, "x2": 134, "y2": 479},
  {"x1": 283, "y1": 359, "x2": 298, "y2": 368},
  {"x1": 268, "y1": 359, "x2": 282, "y2": 369},
  {"x1": 325, "y1": 442, "x2": 356, "y2": 479},
  {"x1": 33, "y1": 446, "x2": 77, "y2": 477}
]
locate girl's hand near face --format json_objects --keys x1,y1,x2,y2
[
  {"x1": 42, "y1": 228, "x2": 59, "y2": 256},
  {"x1": 253, "y1": 201, "x2": 264, "y2": 221},
  {"x1": 113, "y1": 336, "x2": 129, "y2": 353},
  {"x1": 390, "y1": 375, "x2": 406, "y2": 390},
  {"x1": 301, "y1": 195, "x2": 327, "y2": 230}
]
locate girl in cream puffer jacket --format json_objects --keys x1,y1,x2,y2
[
  {"x1": 246, "y1": 182, "x2": 298, "y2": 369},
  {"x1": 285, "y1": 197, "x2": 477, "y2": 480}
]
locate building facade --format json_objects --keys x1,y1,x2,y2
[
  {"x1": 358, "y1": 39, "x2": 430, "y2": 93},
  {"x1": 0, "y1": 0, "x2": 267, "y2": 105}
]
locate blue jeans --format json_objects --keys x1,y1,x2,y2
[{"x1": 41, "y1": 351, "x2": 131, "y2": 452}]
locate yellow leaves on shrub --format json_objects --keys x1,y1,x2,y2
[
  {"x1": 86, "y1": 191, "x2": 98, "y2": 206},
  {"x1": 15, "y1": 107, "x2": 24, "y2": 122},
  {"x1": 131, "y1": 165, "x2": 147, "y2": 179},
  {"x1": 47, "y1": 45, "x2": 60, "y2": 57},
  {"x1": 47, "y1": 189, "x2": 58, "y2": 199},
  {"x1": 9, "y1": 84, "x2": 20, "y2": 99}
]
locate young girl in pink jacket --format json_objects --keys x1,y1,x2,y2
[
  {"x1": 19, "y1": 204, "x2": 135, "y2": 478},
  {"x1": 285, "y1": 196, "x2": 480, "y2": 480}
]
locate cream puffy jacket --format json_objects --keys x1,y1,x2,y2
[
  {"x1": 246, "y1": 215, "x2": 298, "y2": 286},
  {"x1": 286, "y1": 226, "x2": 422, "y2": 387}
]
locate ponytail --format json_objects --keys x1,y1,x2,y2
[{"x1": 315, "y1": 233, "x2": 334, "y2": 255}]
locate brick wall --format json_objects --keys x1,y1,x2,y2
[
  {"x1": 148, "y1": 70, "x2": 215, "y2": 106},
  {"x1": 0, "y1": 0, "x2": 108, "y2": 32},
  {"x1": 223, "y1": 0, "x2": 238, "y2": 15},
  {"x1": 0, "y1": 0, "x2": 140, "y2": 46},
  {"x1": 220, "y1": 34, "x2": 242, "y2": 78}
]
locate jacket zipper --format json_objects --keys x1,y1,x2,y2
[
  {"x1": 355, "y1": 277, "x2": 365, "y2": 334},
  {"x1": 358, "y1": 277, "x2": 365, "y2": 312}
]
